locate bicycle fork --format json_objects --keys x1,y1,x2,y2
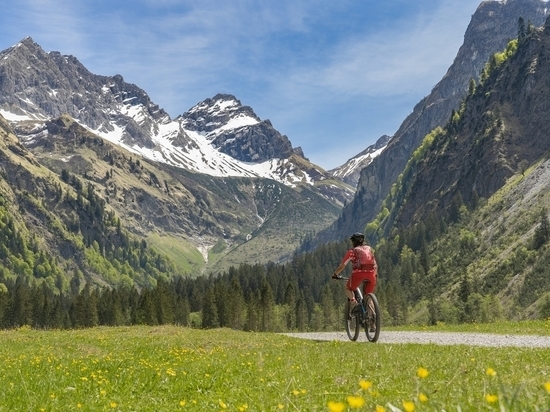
[{"x1": 353, "y1": 288, "x2": 367, "y2": 322}]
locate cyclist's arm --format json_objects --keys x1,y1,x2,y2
[
  {"x1": 333, "y1": 261, "x2": 347, "y2": 276},
  {"x1": 333, "y1": 250, "x2": 353, "y2": 277}
]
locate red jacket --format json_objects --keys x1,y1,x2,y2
[{"x1": 342, "y1": 245, "x2": 376, "y2": 271}]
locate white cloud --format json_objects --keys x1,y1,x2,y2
[
  {"x1": 1, "y1": 0, "x2": 484, "y2": 168},
  {"x1": 279, "y1": 0, "x2": 481, "y2": 101}
]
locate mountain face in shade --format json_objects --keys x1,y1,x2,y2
[{"x1": 307, "y1": 0, "x2": 549, "y2": 246}]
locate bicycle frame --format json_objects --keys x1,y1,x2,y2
[{"x1": 334, "y1": 275, "x2": 380, "y2": 342}]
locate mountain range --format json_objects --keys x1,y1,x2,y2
[
  {"x1": 2, "y1": 0, "x2": 550, "y2": 322},
  {"x1": 0, "y1": 38, "x2": 359, "y2": 194},
  {"x1": 0, "y1": 37, "x2": 362, "y2": 273}
]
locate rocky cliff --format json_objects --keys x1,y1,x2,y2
[
  {"x1": 393, "y1": 16, "x2": 550, "y2": 229},
  {"x1": 310, "y1": 0, "x2": 549, "y2": 245}
]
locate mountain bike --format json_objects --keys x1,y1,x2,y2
[{"x1": 334, "y1": 276, "x2": 380, "y2": 342}]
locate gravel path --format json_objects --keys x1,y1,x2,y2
[{"x1": 284, "y1": 331, "x2": 550, "y2": 348}]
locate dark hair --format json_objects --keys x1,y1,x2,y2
[{"x1": 350, "y1": 232, "x2": 364, "y2": 245}]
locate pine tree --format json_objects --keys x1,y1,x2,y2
[
  {"x1": 295, "y1": 290, "x2": 307, "y2": 331},
  {"x1": 227, "y1": 276, "x2": 245, "y2": 329},
  {"x1": 245, "y1": 293, "x2": 260, "y2": 332},
  {"x1": 214, "y1": 281, "x2": 230, "y2": 328},
  {"x1": 518, "y1": 17, "x2": 526, "y2": 42},
  {"x1": 458, "y1": 273, "x2": 471, "y2": 303},
  {"x1": 10, "y1": 278, "x2": 33, "y2": 327},
  {"x1": 201, "y1": 287, "x2": 219, "y2": 328},
  {"x1": 174, "y1": 295, "x2": 190, "y2": 326},
  {"x1": 154, "y1": 279, "x2": 175, "y2": 325},
  {"x1": 259, "y1": 278, "x2": 275, "y2": 331},
  {"x1": 136, "y1": 289, "x2": 158, "y2": 325},
  {"x1": 533, "y1": 208, "x2": 549, "y2": 249},
  {"x1": 284, "y1": 281, "x2": 296, "y2": 330},
  {"x1": 319, "y1": 284, "x2": 336, "y2": 330}
]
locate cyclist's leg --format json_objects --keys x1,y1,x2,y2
[
  {"x1": 345, "y1": 274, "x2": 359, "y2": 302},
  {"x1": 362, "y1": 271, "x2": 376, "y2": 294}
]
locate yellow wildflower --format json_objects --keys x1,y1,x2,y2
[
  {"x1": 544, "y1": 382, "x2": 550, "y2": 393},
  {"x1": 219, "y1": 400, "x2": 227, "y2": 409},
  {"x1": 277, "y1": 404, "x2": 284, "y2": 409},
  {"x1": 179, "y1": 400, "x2": 186, "y2": 406},
  {"x1": 359, "y1": 379, "x2": 373, "y2": 390},
  {"x1": 486, "y1": 368, "x2": 497, "y2": 377},
  {"x1": 417, "y1": 367, "x2": 429, "y2": 379},
  {"x1": 375, "y1": 406, "x2": 386, "y2": 412},
  {"x1": 485, "y1": 394, "x2": 498, "y2": 403},
  {"x1": 418, "y1": 393, "x2": 428, "y2": 402},
  {"x1": 110, "y1": 402, "x2": 118, "y2": 408},
  {"x1": 347, "y1": 395, "x2": 365, "y2": 408},
  {"x1": 403, "y1": 401, "x2": 415, "y2": 412},
  {"x1": 327, "y1": 401, "x2": 345, "y2": 412}
]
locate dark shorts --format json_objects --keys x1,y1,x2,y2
[{"x1": 346, "y1": 270, "x2": 376, "y2": 294}]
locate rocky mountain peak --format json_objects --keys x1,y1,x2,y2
[
  {"x1": 176, "y1": 93, "x2": 296, "y2": 163},
  {"x1": 385, "y1": 19, "x2": 550, "y2": 231},
  {"x1": 0, "y1": 37, "x2": 171, "y2": 149},
  {"x1": 306, "y1": 0, "x2": 549, "y2": 247},
  {"x1": 0, "y1": 38, "x2": 353, "y2": 203},
  {"x1": 178, "y1": 93, "x2": 260, "y2": 136},
  {"x1": 330, "y1": 134, "x2": 391, "y2": 188}
]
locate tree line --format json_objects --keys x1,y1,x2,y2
[{"x1": 0, "y1": 242, "x2": 348, "y2": 331}]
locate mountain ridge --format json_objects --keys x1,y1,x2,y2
[
  {"x1": 0, "y1": 37, "x2": 353, "y2": 202},
  {"x1": 307, "y1": 0, "x2": 550, "y2": 247},
  {"x1": 392, "y1": 21, "x2": 550, "y2": 230},
  {"x1": 0, "y1": 36, "x2": 357, "y2": 271}
]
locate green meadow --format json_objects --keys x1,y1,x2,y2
[{"x1": 1, "y1": 324, "x2": 550, "y2": 411}]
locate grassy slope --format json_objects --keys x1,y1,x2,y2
[
  {"x1": 1, "y1": 324, "x2": 549, "y2": 411},
  {"x1": 400, "y1": 155, "x2": 550, "y2": 323},
  {"x1": 22, "y1": 117, "x2": 342, "y2": 277},
  {"x1": 146, "y1": 232, "x2": 205, "y2": 275}
]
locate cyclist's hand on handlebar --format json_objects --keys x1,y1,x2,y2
[{"x1": 332, "y1": 272, "x2": 339, "y2": 280}]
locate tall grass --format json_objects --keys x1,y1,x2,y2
[{"x1": 1, "y1": 325, "x2": 549, "y2": 411}]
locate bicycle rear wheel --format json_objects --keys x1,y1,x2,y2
[
  {"x1": 364, "y1": 293, "x2": 381, "y2": 342},
  {"x1": 344, "y1": 300, "x2": 360, "y2": 341}
]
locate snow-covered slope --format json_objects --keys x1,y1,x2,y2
[
  {"x1": 82, "y1": 95, "x2": 303, "y2": 184},
  {"x1": 329, "y1": 134, "x2": 391, "y2": 188},
  {"x1": 0, "y1": 38, "x2": 351, "y2": 197}
]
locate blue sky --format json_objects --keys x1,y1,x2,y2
[{"x1": 1, "y1": 0, "x2": 482, "y2": 169}]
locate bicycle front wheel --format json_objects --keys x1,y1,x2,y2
[
  {"x1": 345, "y1": 300, "x2": 360, "y2": 341},
  {"x1": 364, "y1": 293, "x2": 381, "y2": 343}
]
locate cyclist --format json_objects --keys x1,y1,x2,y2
[{"x1": 332, "y1": 232, "x2": 378, "y2": 306}]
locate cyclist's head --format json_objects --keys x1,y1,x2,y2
[{"x1": 350, "y1": 232, "x2": 365, "y2": 247}]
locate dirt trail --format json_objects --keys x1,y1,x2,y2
[{"x1": 285, "y1": 331, "x2": 550, "y2": 347}]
